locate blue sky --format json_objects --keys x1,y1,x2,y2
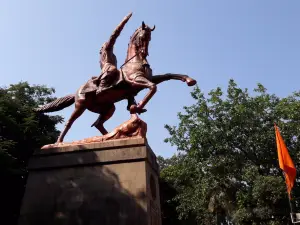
[{"x1": 1, "y1": 0, "x2": 299, "y2": 158}]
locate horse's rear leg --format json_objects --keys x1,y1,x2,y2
[
  {"x1": 91, "y1": 104, "x2": 115, "y2": 135},
  {"x1": 57, "y1": 102, "x2": 86, "y2": 143}
]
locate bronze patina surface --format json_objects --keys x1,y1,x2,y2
[{"x1": 35, "y1": 12, "x2": 197, "y2": 144}]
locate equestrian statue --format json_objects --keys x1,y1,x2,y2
[{"x1": 35, "y1": 12, "x2": 197, "y2": 144}]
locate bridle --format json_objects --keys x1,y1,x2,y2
[
  {"x1": 92, "y1": 52, "x2": 139, "y2": 82},
  {"x1": 94, "y1": 23, "x2": 154, "y2": 81}
]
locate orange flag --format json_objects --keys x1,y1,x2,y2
[{"x1": 274, "y1": 124, "x2": 296, "y2": 198}]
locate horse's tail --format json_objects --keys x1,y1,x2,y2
[{"x1": 34, "y1": 94, "x2": 75, "y2": 113}]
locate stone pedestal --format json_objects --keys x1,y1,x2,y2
[{"x1": 18, "y1": 138, "x2": 162, "y2": 225}]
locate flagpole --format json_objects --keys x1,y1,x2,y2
[
  {"x1": 282, "y1": 171, "x2": 294, "y2": 214},
  {"x1": 275, "y1": 123, "x2": 297, "y2": 220}
]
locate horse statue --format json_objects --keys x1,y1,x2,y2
[{"x1": 36, "y1": 18, "x2": 197, "y2": 143}]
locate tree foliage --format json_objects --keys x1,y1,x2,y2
[
  {"x1": 0, "y1": 82, "x2": 62, "y2": 225},
  {"x1": 160, "y1": 79, "x2": 300, "y2": 225}
]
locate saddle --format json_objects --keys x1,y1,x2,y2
[{"x1": 80, "y1": 70, "x2": 124, "y2": 95}]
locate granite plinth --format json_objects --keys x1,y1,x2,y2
[{"x1": 18, "y1": 138, "x2": 161, "y2": 225}]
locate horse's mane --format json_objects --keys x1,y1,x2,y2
[
  {"x1": 130, "y1": 27, "x2": 142, "y2": 43},
  {"x1": 126, "y1": 26, "x2": 142, "y2": 60}
]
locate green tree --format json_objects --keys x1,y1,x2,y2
[
  {"x1": 160, "y1": 79, "x2": 300, "y2": 225},
  {"x1": 159, "y1": 155, "x2": 198, "y2": 225},
  {"x1": 0, "y1": 82, "x2": 63, "y2": 225}
]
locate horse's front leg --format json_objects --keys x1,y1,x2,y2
[
  {"x1": 128, "y1": 76, "x2": 157, "y2": 114},
  {"x1": 151, "y1": 73, "x2": 197, "y2": 86}
]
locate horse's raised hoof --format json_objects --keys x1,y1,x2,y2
[{"x1": 186, "y1": 77, "x2": 197, "y2": 86}]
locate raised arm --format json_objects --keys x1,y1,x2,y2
[{"x1": 106, "y1": 12, "x2": 132, "y2": 50}]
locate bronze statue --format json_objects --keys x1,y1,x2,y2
[{"x1": 35, "y1": 13, "x2": 196, "y2": 144}]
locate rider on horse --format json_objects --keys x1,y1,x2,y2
[
  {"x1": 81, "y1": 13, "x2": 131, "y2": 95},
  {"x1": 96, "y1": 13, "x2": 132, "y2": 95},
  {"x1": 80, "y1": 12, "x2": 140, "y2": 111}
]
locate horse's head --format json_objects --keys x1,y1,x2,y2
[{"x1": 127, "y1": 21, "x2": 155, "y2": 59}]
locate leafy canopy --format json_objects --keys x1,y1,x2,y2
[
  {"x1": 0, "y1": 82, "x2": 62, "y2": 225},
  {"x1": 160, "y1": 79, "x2": 300, "y2": 225}
]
